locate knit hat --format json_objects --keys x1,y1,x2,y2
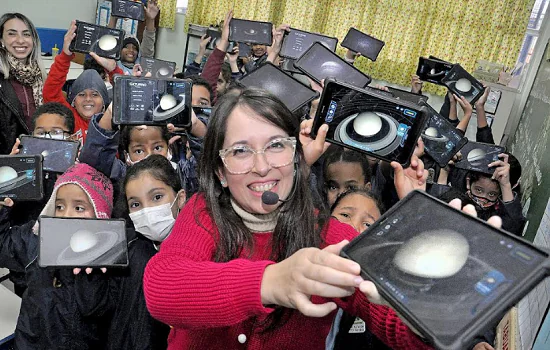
[
  {"x1": 122, "y1": 36, "x2": 140, "y2": 53},
  {"x1": 68, "y1": 69, "x2": 111, "y2": 107},
  {"x1": 38, "y1": 163, "x2": 114, "y2": 220}
]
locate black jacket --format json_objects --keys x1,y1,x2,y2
[
  {"x1": 0, "y1": 76, "x2": 30, "y2": 155},
  {"x1": 0, "y1": 208, "x2": 110, "y2": 350}
]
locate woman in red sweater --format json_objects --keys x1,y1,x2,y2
[{"x1": 143, "y1": 88, "x2": 432, "y2": 349}]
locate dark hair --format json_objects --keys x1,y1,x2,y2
[
  {"x1": 31, "y1": 102, "x2": 75, "y2": 133},
  {"x1": 83, "y1": 57, "x2": 107, "y2": 80},
  {"x1": 198, "y1": 88, "x2": 324, "y2": 262},
  {"x1": 117, "y1": 155, "x2": 181, "y2": 217},
  {"x1": 467, "y1": 152, "x2": 522, "y2": 194},
  {"x1": 330, "y1": 188, "x2": 384, "y2": 214},
  {"x1": 187, "y1": 75, "x2": 214, "y2": 105},
  {"x1": 322, "y1": 145, "x2": 372, "y2": 191},
  {"x1": 120, "y1": 124, "x2": 170, "y2": 153},
  {"x1": 220, "y1": 62, "x2": 232, "y2": 84}
]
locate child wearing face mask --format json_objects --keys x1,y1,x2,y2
[
  {"x1": 438, "y1": 153, "x2": 525, "y2": 236},
  {"x1": 0, "y1": 163, "x2": 115, "y2": 349},
  {"x1": 104, "y1": 155, "x2": 185, "y2": 350}
]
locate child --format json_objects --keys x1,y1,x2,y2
[
  {"x1": 106, "y1": 155, "x2": 186, "y2": 349},
  {"x1": 0, "y1": 163, "x2": 114, "y2": 349},
  {"x1": 322, "y1": 146, "x2": 372, "y2": 207},
  {"x1": 439, "y1": 153, "x2": 525, "y2": 235},
  {"x1": 42, "y1": 21, "x2": 122, "y2": 144},
  {"x1": 325, "y1": 189, "x2": 389, "y2": 350}
]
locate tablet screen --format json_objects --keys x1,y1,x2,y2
[
  {"x1": 295, "y1": 42, "x2": 371, "y2": 88},
  {"x1": 70, "y1": 21, "x2": 124, "y2": 60},
  {"x1": 416, "y1": 57, "x2": 454, "y2": 85},
  {"x1": 341, "y1": 27, "x2": 385, "y2": 61},
  {"x1": 280, "y1": 28, "x2": 338, "y2": 60},
  {"x1": 453, "y1": 141, "x2": 505, "y2": 175},
  {"x1": 20, "y1": 136, "x2": 79, "y2": 173},
  {"x1": 112, "y1": 0, "x2": 145, "y2": 21},
  {"x1": 113, "y1": 76, "x2": 192, "y2": 127},
  {"x1": 441, "y1": 64, "x2": 485, "y2": 105},
  {"x1": 238, "y1": 63, "x2": 319, "y2": 112},
  {"x1": 342, "y1": 191, "x2": 549, "y2": 349},
  {"x1": 314, "y1": 80, "x2": 427, "y2": 166},
  {"x1": 0, "y1": 155, "x2": 43, "y2": 201},
  {"x1": 140, "y1": 58, "x2": 176, "y2": 79},
  {"x1": 229, "y1": 18, "x2": 272, "y2": 46},
  {"x1": 39, "y1": 217, "x2": 128, "y2": 268}
]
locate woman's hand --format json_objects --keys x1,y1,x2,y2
[
  {"x1": 299, "y1": 118, "x2": 330, "y2": 166},
  {"x1": 89, "y1": 52, "x2": 117, "y2": 73},
  {"x1": 261, "y1": 240, "x2": 363, "y2": 317},
  {"x1": 63, "y1": 20, "x2": 77, "y2": 56}
]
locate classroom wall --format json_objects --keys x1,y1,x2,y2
[
  {"x1": 4, "y1": 0, "x2": 98, "y2": 29},
  {"x1": 155, "y1": 13, "x2": 188, "y2": 71}
]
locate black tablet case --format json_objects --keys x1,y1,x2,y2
[
  {"x1": 229, "y1": 18, "x2": 273, "y2": 46},
  {"x1": 279, "y1": 28, "x2": 338, "y2": 60},
  {"x1": 441, "y1": 64, "x2": 486, "y2": 105},
  {"x1": 453, "y1": 141, "x2": 505, "y2": 175},
  {"x1": 112, "y1": 0, "x2": 145, "y2": 21},
  {"x1": 340, "y1": 27, "x2": 385, "y2": 62},
  {"x1": 0, "y1": 154, "x2": 43, "y2": 201},
  {"x1": 70, "y1": 21, "x2": 124, "y2": 60},
  {"x1": 19, "y1": 136, "x2": 79, "y2": 173}
]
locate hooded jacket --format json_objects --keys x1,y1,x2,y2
[{"x1": 43, "y1": 51, "x2": 122, "y2": 145}]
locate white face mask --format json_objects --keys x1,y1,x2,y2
[{"x1": 129, "y1": 198, "x2": 177, "y2": 242}]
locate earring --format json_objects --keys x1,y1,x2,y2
[{"x1": 220, "y1": 178, "x2": 227, "y2": 187}]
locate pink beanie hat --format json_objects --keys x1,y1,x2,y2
[{"x1": 39, "y1": 163, "x2": 114, "y2": 219}]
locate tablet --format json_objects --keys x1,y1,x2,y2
[
  {"x1": 441, "y1": 64, "x2": 486, "y2": 105},
  {"x1": 420, "y1": 104, "x2": 468, "y2": 167},
  {"x1": 113, "y1": 76, "x2": 192, "y2": 127},
  {"x1": 140, "y1": 57, "x2": 176, "y2": 78},
  {"x1": 313, "y1": 79, "x2": 428, "y2": 166},
  {"x1": 38, "y1": 216, "x2": 128, "y2": 268},
  {"x1": 229, "y1": 18, "x2": 272, "y2": 46},
  {"x1": 279, "y1": 28, "x2": 338, "y2": 60},
  {"x1": 341, "y1": 190, "x2": 550, "y2": 350},
  {"x1": 69, "y1": 21, "x2": 124, "y2": 60},
  {"x1": 237, "y1": 62, "x2": 319, "y2": 112},
  {"x1": 19, "y1": 136, "x2": 79, "y2": 173},
  {"x1": 453, "y1": 141, "x2": 505, "y2": 175},
  {"x1": 387, "y1": 86, "x2": 429, "y2": 104},
  {"x1": 111, "y1": 0, "x2": 145, "y2": 21},
  {"x1": 295, "y1": 42, "x2": 372, "y2": 88},
  {"x1": 238, "y1": 42, "x2": 251, "y2": 57},
  {"x1": 340, "y1": 27, "x2": 385, "y2": 62},
  {"x1": 416, "y1": 57, "x2": 454, "y2": 85},
  {"x1": 0, "y1": 155, "x2": 43, "y2": 201}
]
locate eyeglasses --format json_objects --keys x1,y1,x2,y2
[
  {"x1": 33, "y1": 128, "x2": 71, "y2": 140},
  {"x1": 219, "y1": 137, "x2": 297, "y2": 175}
]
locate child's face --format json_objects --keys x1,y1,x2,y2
[
  {"x1": 127, "y1": 127, "x2": 169, "y2": 163},
  {"x1": 469, "y1": 177, "x2": 501, "y2": 204},
  {"x1": 251, "y1": 44, "x2": 266, "y2": 57},
  {"x1": 325, "y1": 161, "x2": 369, "y2": 207},
  {"x1": 55, "y1": 184, "x2": 96, "y2": 218},
  {"x1": 126, "y1": 172, "x2": 179, "y2": 218},
  {"x1": 32, "y1": 113, "x2": 70, "y2": 139},
  {"x1": 121, "y1": 43, "x2": 138, "y2": 63},
  {"x1": 331, "y1": 193, "x2": 381, "y2": 233},
  {"x1": 73, "y1": 89, "x2": 104, "y2": 120},
  {"x1": 192, "y1": 85, "x2": 211, "y2": 107}
]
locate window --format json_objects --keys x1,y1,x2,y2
[
  {"x1": 176, "y1": 0, "x2": 188, "y2": 14},
  {"x1": 515, "y1": 0, "x2": 549, "y2": 75}
]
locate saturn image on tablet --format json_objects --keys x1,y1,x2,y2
[
  {"x1": 334, "y1": 111, "x2": 402, "y2": 156},
  {"x1": 467, "y1": 148, "x2": 487, "y2": 166},
  {"x1": 422, "y1": 126, "x2": 448, "y2": 143},
  {"x1": 0, "y1": 166, "x2": 35, "y2": 194},
  {"x1": 56, "y1": 229, "x2": 121, "y2": 265},
  {"x1": 153, "y1": 93, "x2": 187, "y2": 121}
]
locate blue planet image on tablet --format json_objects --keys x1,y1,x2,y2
[
  {"x1": 335, "y1": 111, "x2": 402, "y2": 156},
  {"x1": 56, "y1": 229, "x2": 121, "y2": 265},
  {"x1": 0, "y1": 166, "x2": 35, "y2": 194}
]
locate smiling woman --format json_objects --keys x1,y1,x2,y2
[{"x1": 0, "y1": 13, "x2": 46, "y2": 154}]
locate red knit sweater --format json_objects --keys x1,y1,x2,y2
[
  {"x1": 42, "y1": 52, "x2": 123, "y2": 145},
  {"x1": 143, "y1": 194, "x2": 433, "y2": 349}
]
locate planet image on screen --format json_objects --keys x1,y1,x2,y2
[
  {"x1": 159, "y1": 94, "x2": 177, "y2": 110},
  {"x1": 98, "y1": 35, "x2": 118, "y2": 51},
  {"x1": 335, "y1": 111, "x2": 401, "y2": 156},
  {"x1": 70, "y1": 229, "x2": 98, "y2": 253},
  {"x1": 157, "y1": 66, "x2": 170, "y2": 77},
  {"x1": 455, "y1": 78, "x2": 472, "y2": 93},
  {"x1": 393, "y1": 229, "x2": 470, "y2": 278},
  {"x1": 467, "y1": 148, "x2": 486, "y2": 166},
  {"x1": 0, "y1": 166, "x2": 35, "y2": 193},
  {"x1": 244, "y1": 29, "x2": 256, "y2": 35},
  {"x1": 153, "y1": 93, "x2": 187, "y2": 121},
  {"x1": 56, "y1": 229, "x2": 120, "y2": 265},
  {"x1": 430, "y1": 68, "x2": 436, "y2": 75},
  {"x1": 421, "y1": 126, "x2": 448, "y2": 142},
  {"x1": 353, "y1": 111, "x2": 382, "y2": 137}
]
